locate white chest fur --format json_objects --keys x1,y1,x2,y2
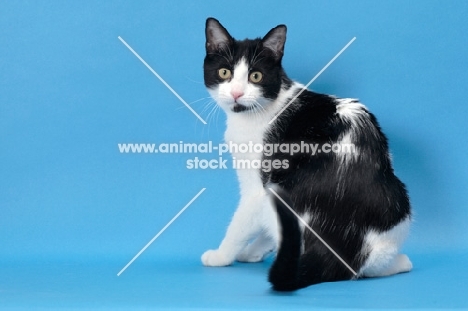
[
  {"x1": 224, "y1": 83, "x2": 301, "y2": 196},
  {"x1": 225, "y1": 112, "x2": 270, "y2": 197},
  {"x1": 201, "y1": 83, "x2": 302, "y2": 267}
]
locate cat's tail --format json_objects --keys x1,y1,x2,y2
[
  {"x1": 267, "y1": 183, "x2": 303, "y2": 291},
  {"x1": 267, "y1": 184, "x2": 358, "y2": 291}
]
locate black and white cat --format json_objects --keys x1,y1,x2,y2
[{"x1": 201, "y1": 18, "x2": 412, "y2": 291}]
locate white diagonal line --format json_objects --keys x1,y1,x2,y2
[
  {"x1": 118, "y1": 36, "x2": 207, "y2": 125},
  {"x1": 117, "y1": 188, "x2": 206, "y2": 276},
  {"x1": 269, "y1": 37, "x2": 356, "y2": 124},
  {"x1": 268, "y1": 187, "x2": 358, "y2": 276}
]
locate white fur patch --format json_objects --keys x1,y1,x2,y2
[
  {"x1": 336, "y1": 99, "x2": 367, "y2": 127},
  {"x1": 359, "y1": 217, "x2": 412, "y2": 277},
  {"x1": 336, "y1": 130, "x2": 359, "y2": 164}
]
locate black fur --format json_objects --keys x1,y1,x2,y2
[
  {"x1": 204, "y1": 18, "x2": 291, "y2": 101},
  {"x1": 263, "y1": 91, "x2": 411, "y2": 290},
  {"x1": 267, "y1": 184, "x2": 302, "y2": 291},
  {"x1": 261, "y1": 65, "x2": 410, "y2": 292},
  {"x1": 204, "y1": 18, "x2": 411, "y2": 291}
]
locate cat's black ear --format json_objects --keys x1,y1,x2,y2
[
  {"x1": 262, "y1": 25, "x2": 287, "y2": 60},
  {"x1": 205, "y1": 18, "x2": 233, "y2": 53}
]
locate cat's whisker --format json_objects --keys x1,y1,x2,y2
[
  {"x1": 206, "y1": 102, "x2": 219, "y2": 123},
  {"x1": 226, "y1": 45, "x2": 234, "y2": 62},
  {"x1": 252, "y1": 99, "x2": 266, "y2": 112},
  {"x1": 174, "y1": 96, "x2": 212, "y2": 111},
  {"x1": 251, "y1": 48, "x2": 266, "y2": 67},
  {"x1": 246, "y1": 99, "x2": 263, "y2": 121},
  {"x1": 219, "y1": 44, "x2": 234, "y2": 63},
  {"x1": 201, "y1": 99, "x2": 218, "y2": 118},
  {"x1": 200, "y1": 101, "x2": 215, "y2": 116},
  {"x1": 252, "y1": 55, "x2": 266, "y2": 67},
  {"x1": 243, "y1": 97, "x2": 266, "y2": 116},
  {"x1": 251, "y1": 44, "x2": 260, "y2": 66},
  {"x1": 210, "y1": 51, "x2": 231, "y2": 64},
  {"x1": 251, "y1": 45, "x2": 260, "y2": 63},
  {"x1": 198, "y1": 100, "x2": 220, "y2": 136},
  {"x1": 192, "y1": 96, "x2": 213, "y2": 106}
]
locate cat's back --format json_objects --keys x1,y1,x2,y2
[
  {"x1": 267, "y1": 88, "x2": 410, "y2": 225},
  {"x1": 271, "y1": 89, "x2": 381, "y2": 145}
]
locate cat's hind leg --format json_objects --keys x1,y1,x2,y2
[
  {"x1": 361, "y1": 253, "x2": 412, "y2": 277},
  {"x1": 359, "y1": 218, "x2": 412, "y2": 278}
]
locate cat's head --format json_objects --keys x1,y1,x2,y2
[{"x1": 204, "y1": 18, "x2": 290, "y2": 114}]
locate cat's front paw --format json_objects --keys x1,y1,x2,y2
[{"x1": 201, "y1": 249, "x2": 233, "y2": 267}]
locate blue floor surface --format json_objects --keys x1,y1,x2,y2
[{"x1": 1, "y1": 251, "x2": 466, "y2": 310}]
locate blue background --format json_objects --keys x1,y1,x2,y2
[{"x1": 1, "y1": 0, "x2": 467, "y2": 309}]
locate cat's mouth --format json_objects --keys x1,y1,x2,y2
[{"x1": 232, "y1": 103, "x2": 253, "y2": 113}]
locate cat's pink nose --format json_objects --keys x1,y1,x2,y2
[{"x1": 231, "y1": 91, "x2": 244, "y2": 100}]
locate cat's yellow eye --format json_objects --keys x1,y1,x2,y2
[
  {"x1": 249, "y1": 71, "x2": 263, "y2": 83},
  {"x1": 218, "y1": 68, "x2": 232, "y2": 80}
]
